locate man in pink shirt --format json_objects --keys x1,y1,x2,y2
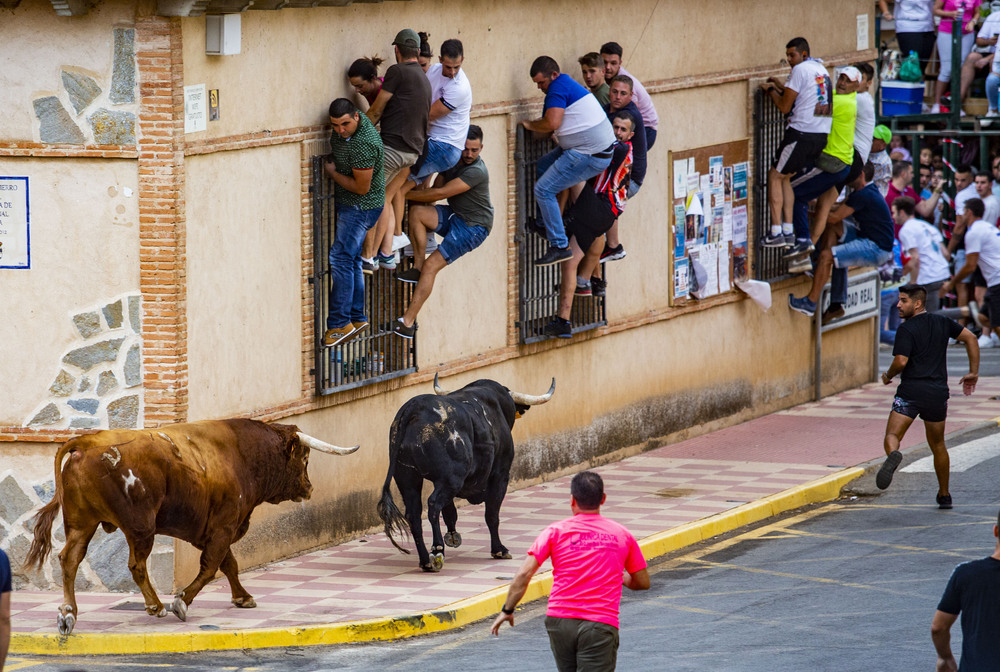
[{"x1": 491, "y1": 471, "x2": 650, "y2": 670}]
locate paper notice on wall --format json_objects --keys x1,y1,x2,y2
[
  {"x1": 687, "y1": 171, "x2": 700, "y2": 195},
  {"x1": 184, "y1": 84, "x2": 207, "y2": 134},
  {"x1": 674, "y1": 257, "x2": 690, "y2": 299},
  {"x1": 857, "y1": 14, "x2": 869, "y2": 51},
  {"x1": 673, "y1": 204, "x2": 686, "y2": 254},
  {"x1": 733, "y1": 161, "x2": 749, "y2": 200},
  {"x1": 700, "y1": 174, "x2": 711, "y2": 199},
  {"x1": 722, "y1": 203, "x2": 734, "y2": 241},
  {"x1": 0, "y1": 176, "x2": 29, "y2": 269},
  {"x1": 673, "y1": 159, "x2": 688, "y2": 198},
  {"x1": 718, "y1": 242, "x2": 731, "y2": 292},
  {"x1": 733, "y1": 204, "x2": 748, "y2": 245}
]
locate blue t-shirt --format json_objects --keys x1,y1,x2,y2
[
  {"x1": 544, "y1": 73, "x2": 615, "y2": 154},
  {"x1": 0, "y1": 549, "x2": 11, "y2": 593},
  {"x1": 937, "y1": 556, "x2": 1000, "y2": 671},
  {"x1": 845, "y1": 182, "x2": 895, "y2": 252}
]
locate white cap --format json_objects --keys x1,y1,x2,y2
[{"x1": 839, "y1": 66, "x2": 862, "y2": 83}]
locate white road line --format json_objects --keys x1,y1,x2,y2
[{"x1": 901, "y1": 434, "x2": 1000, "y2": 473}]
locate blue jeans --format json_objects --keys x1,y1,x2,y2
[
  {"x1": 988, "y1": 72, "x2": 1000, "y2": 111},
  {"x1": 410, "y1": 138, "x2": 462, "y2": 181},
  {"x1": 328, "y1": 205, "x2": 382, "y2": 330},
  {"x1": 829, "y1": 224, "x2": 893, "y2": 304},
  {"x1": 434, "y1": 205, "x2": 489, "y2": 263},
  {"x1": 790, "y1": 164, "x2": 851, "y2": 240},
  {"x1": 535, "y1": 147, "x2": 611, "y2": 248},
  {"x1": 881, "y1": 288, "x2": 900, "y2": 344}
]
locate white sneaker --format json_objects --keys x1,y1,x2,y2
[
  {"x1": 391, "y1": 234, "x2": 410, "y2": 252},
  {"x1": 992, "y1": 332, "x2": 1000, "y2": 347},
  {"x1": 978, "y1": 334, "x2": 993, "y2": 348},
  {"x1": 931, "y1": 103, "x2": 941, "y2": 114}
]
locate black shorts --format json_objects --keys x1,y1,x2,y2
[
  {"x1": 772, "y1": 127, "x2": 828, "y2": 175},
  {"x1": 985, "y1": 284, "x2": 1000, "y2": 324},
  {"x1": 972, "y1": 266, "x2": 988, "y2": 288},
  {"x1": 565, "y1": 188, "x2": 616, "y2": 254},
  {"x1": 836, "y1": 149, "x2": 864, "y2": 192},
  {"x1": 892, "y1": 396, "x2": 947, "y2": 423}
]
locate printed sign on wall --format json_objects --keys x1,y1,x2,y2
[{"x1": 0, "y1": 176, "x2": 30, "y2": 269}]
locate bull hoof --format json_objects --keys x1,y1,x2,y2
[
  {"x1": 421, "y1": 561, "x2": 442, "y2": 573},
  {"x1": 171, "y1": 596, "x2": 188, "y2": 622},
  {"x1": 57, "y1": 612, "x2": 76, "y2": 636},
  {"x1": 492, "y1": 550, "x2": 513, "y2": 560},
  {"x1": 146, "y1": 604, "x2": 168, "y2": 617},
  {"x1": 444, "y1": 531, "x2": 462, "y2": 548},
  {"x1": 232, "y1": 596, "x2": 257, "y2": 609}
]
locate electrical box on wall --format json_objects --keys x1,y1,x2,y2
[{"x1": 206, "y1": 14, "x2": 241, "y2": 56}]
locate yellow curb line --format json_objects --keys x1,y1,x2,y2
[{"x1": 11, "y1": 467, "x2": 863, "y2": 656}]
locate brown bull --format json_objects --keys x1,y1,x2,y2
[{"x1": 25, "y1": 418, "x2": 357, "y2": 635}]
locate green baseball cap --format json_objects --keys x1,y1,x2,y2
[
  {"x1": 873, "y1": 124, "x2": 892, "y2": 143},
  {"x1": 393, "y1": 29, "x2": 420, "y2": 49}
]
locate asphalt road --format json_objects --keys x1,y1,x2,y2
[{"x1": 15, "y1": 423, "x2": 1000, "y2": 672}]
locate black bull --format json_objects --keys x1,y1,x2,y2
[{"x1": 377, "y1": 375, "x2": 555, "y2": 572}]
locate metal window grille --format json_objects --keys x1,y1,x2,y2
[
  {"x1": 516, "y1": 126, "x2": 607, "y2": 343},
  {"x1": 753, "y1": 87, "x2": 794, "y2": 282},
  {"x1": 311, "y1": 155, "x2": 417, "y2": 395}
]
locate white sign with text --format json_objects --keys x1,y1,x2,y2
[{"x1": 0, "y1": 176, "x2": 30, "y2": 269}]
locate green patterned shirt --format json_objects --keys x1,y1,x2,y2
[{"x1": 328, "y1": 113, "x2": 385, "y2": 210}]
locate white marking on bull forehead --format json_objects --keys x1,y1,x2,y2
[
  {"x1": 122, "y1": 469, "x2": 139, "y2": 494},
  {"x1": 102, "y1": 446, "x2": 121, "y2": 468},
  {"x1": 448, "y1": 429, "x2": 463, "y2": 445},
  {"x1": 434, "y1": 404, "x2": 449, "y2": 422}
]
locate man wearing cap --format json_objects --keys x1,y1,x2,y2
[
  {"x1": 362, "y1": 28, "x2": 432, "y2": 271},
  {"x1": 870, "y1": 125, "x2": 894, "y2": 197},
  {"x1": 524, "y1": 55, "x2": 616, "y2": 267}
]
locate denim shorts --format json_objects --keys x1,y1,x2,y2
[
  {"x1": 435, "y1": 205, "x2": 489, "y2": 264},
  {"x1": 410, "y1": 139, "x2": 462, "y2": 181},
  {"x1": 832, "y1": 233, "x2": 893, "y2": 270}
]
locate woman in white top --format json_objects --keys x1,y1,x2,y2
[{"x1": 880, "y1": 0, "x2": 937, "y2": 76}]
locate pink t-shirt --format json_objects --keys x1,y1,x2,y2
[
  {"x1": 528, "y1": 513, "x2": 647, "y2": 629},
  {"x1": 939, "y1": 0, "x2": 982, "y2": 35}
]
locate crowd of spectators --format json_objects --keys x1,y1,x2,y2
[
  {"x1": 765, "y1": 20, "x2": 1000, "y2": 353},
  {"x1": 323, "y1": 31, "x2": 654, "y2": 345}
]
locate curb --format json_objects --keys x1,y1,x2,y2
[{"x1": 11, "y1": 467, "x2": 864, "y2": 656}]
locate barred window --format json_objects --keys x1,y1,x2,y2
[
  {"x1": 516, "y1": 125, "x2": 607, "y2": 343},
  {"x1": 753, "y1": 87, "x2": 794, "y2": 282},
  {"x1": 311, "y1": 155, "x2": 417, "y2": 395}
]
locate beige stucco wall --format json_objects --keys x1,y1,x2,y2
[
  {"x1": 0, "y1": 0, "x2": 136, "y2": 141},
  {"x1": 0, "y1": 158, "x2": 140, "y2": 425},
  {"x1": 185, "y1": 144, "x2": 304, "y2": 419},
  {"x1": 178, "y1": 0, "x2": 871, "y2": 141}
]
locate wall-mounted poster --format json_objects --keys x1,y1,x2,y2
[{"x1": 0, "y1": 176, "x2": 30, "y2": 269}]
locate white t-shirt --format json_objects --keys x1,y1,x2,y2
[
  {"x1": 964, "y1": 219, "x2": 1000, "y2": 286},
  {"x1": 955, "y1": 183, "x2": 978, "y2": 215},
  {"x1": 426, "y1": 63, "x2": 473, "y2": 150},
  {"x1": 894, "y1": 0, "x2": 936, "y2": 33},
  {"x1": 984, "y1": 193, "x2": 1000, "y2": 225},
  {"x1": 855, "y1": 91, "x2": 876, "y2": 161},
  {"x1": 785, "y1": 58, "x2": 833, "y2": 134},
  {"x1": 618, "y1": 65, "x2": 659, "y2": 130},
  {"x1": 898, "y1": 217, "x2": 951, "y2": 283}
]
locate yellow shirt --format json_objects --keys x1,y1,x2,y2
[{"x1": 822, "y1": 92, "x2": 857, "y2": 165}]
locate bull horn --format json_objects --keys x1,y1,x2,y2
[
  {"x1": 509, "y1": 378, "x2": 556, "y2": 406},
  {"x1": 297, "y1": 432, "x2": 359, "y2": 455},
  {"x1": 433, "y1": 372, "x2": 451, "y2": 396}
]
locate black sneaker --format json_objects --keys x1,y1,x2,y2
[
  {"x1": 396, "y1": 267, "x2": 421, "y2": 284},
  {"x1": 535, "y1": 246, "x2": 572, "y2": 266},
  {"x1": 542, "y1": 318, "x2": 572, "y2": 339},
  {"x1": 392, "y1": 318, "x2": 417, "y2": 339},
  {"x1": 601, "y1": 244, "x2": 626, "y2": 261},
  {"x1": 525, "y1": 217, "x2": 547, "y2": 238},
  {"x1": 783, "y1": 239, "x2": 815, "y2": 261},
  {"x1": 575, "y1": 280, "x2": 592, "y2": 296},
  {"x1": 361, "y1": 258, "x2": 376, "y2": 275},
  {"x1": 590, "y1": 276, "x2": 607, "y2": 297},
  {"x1": 936, "y1": 493, "x2": 953, "y2": 509},
  {"x1": 876, "y1": 450, "x2": 903, "y2": 490}
]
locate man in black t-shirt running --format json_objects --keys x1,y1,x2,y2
[{"x1": 876, "y1": 284, "x2": 979, "y2": 509}]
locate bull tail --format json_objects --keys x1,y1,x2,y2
[
  {"x1": 25, "y1": 440, "x2": 74, "y2": 570},
  {"x1": 377, "y1": 424, "x2": 412, "y2": 555}
]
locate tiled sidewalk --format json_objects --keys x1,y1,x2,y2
[{"x1": 11, "y1": 376, "x2": 999, "y2": 636}]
